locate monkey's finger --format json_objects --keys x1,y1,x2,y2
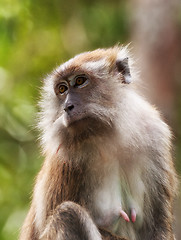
[
  {"x1": 120, "y1": 210, "x2": 130, "y2": 222},
  {"x1": 131, "y1": 208, "x2": 136, "y2": 223}
]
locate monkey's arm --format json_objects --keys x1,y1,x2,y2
[
  {"x1": 150, "y1": 171, "x2": 176, "y2": 239},
  {"x1": 143, "y1": 152, "x2": 177, "y2": 240},
  {"x1": 40, "y1": 201, "x2": 128, "y2": 240},
  {"x1": 19, "y1": 205, "x2": 38, "y2": 240}
]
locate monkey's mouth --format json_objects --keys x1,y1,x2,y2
[
  {"x1": 64, "y1": 112, "x2": 88, "y2": 127},
  {"x1": 63, "y1": 113, "x2": 113, "y2": 140}
]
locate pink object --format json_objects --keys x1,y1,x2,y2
[
  {"x1": 56, "y1": 144, "x2": 61, "y2": 154},
  {"x1": 131, "y1": 208, "x2": 136, "y2": 223},
  {"x1": 120, "y1": 210, "x2": 130, "y2": 222}
]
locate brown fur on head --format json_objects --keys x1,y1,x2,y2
[{"x1": 38, "y1": 45, "x2": 134, "y2": 154}]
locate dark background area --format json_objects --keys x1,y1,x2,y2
[{"x1": 0, "y1": 0, "x2": 180, "y2": 239}]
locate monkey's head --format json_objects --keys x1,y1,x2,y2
[{"x1": 39, "y1": 46, "x2": 134, "y2": 153}]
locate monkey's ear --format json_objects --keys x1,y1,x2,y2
[{"x1": 116, "y1": 57, "x2": 132, "y2": 84}]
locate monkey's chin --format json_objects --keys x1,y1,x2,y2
[
  {"x1": 62, "y1": 114, "x2": 113, "y2": 143},
  {"x1": 63, "y1": 113, "x2": 86, "y2": 128}
]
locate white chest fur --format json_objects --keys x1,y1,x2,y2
[
  {"x1": 92, "y1": 152, "x2": 145, "y2": 238},
  {"x1": 93, "y1": 161, "x2": 122, "y2": 226}
]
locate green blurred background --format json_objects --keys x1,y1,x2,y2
[{"x1": 0, "y1": 0, "x2": 180, "y2": 239}]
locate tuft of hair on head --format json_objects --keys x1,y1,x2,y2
[
  {"x1": 110, "y1": 44, "x2": 134, "y2": 84},
  {"x1": 78, "y1": 44, "x2": 136, "y2": 85}
]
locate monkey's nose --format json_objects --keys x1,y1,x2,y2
[{"x1": 64, "y1": 104, "x2": 74, "y2": 112}]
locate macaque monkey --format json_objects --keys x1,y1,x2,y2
[{"x1": 20, "y1": 46, "x2": 177, "y2": 240}]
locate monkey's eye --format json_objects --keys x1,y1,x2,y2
[
  {"x1": 75, "y1": 75, "x2": 88, "y2": 87},
  {"x1": 58, "y1": 84, "x2": 68, "y2": 94}
]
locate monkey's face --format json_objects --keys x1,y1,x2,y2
[
  {"x1": 54, "y1": 73, "x2": 106, "y2": 127},
  {"x1": 39, "y1": 46, "x2": 133, "y2": 152},
  {"x1": 54, "y1": 72, "x2": 116, "y2": 129}
]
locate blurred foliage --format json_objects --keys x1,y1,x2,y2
[
  {"x1": 0, "y1": 0, "x2": 130, "y2": 239},
  {"x1": 0, "y1": 0, "x2": 180, "y2": 240}
]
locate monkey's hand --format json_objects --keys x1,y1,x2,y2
[{"x1": 99, "y1": 228, "x2": 128, "y2": 240}]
